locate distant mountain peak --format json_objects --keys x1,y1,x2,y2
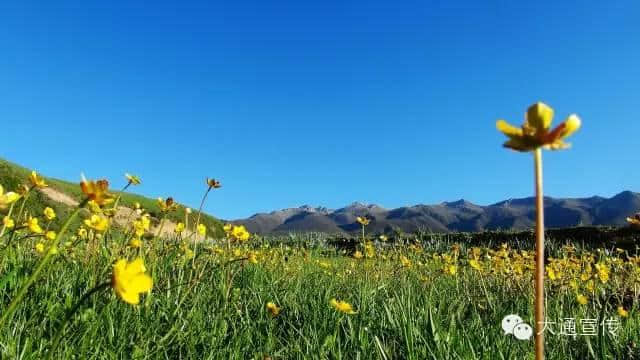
[
  {"x1": 443, "y1": 199, "x2": 477, "y2": 207},
  {"x1": 235, "y1": 191, "x2": 640, "y2": 234}
]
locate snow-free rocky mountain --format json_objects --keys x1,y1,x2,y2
[{"x1": 232, "y1": 192, "x2": 640, "y2": 234}]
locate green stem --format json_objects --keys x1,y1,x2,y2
[
  {"x1": 191, "y1": 187, "x2": 211, "y2": 259},
  {"x1": 103, "y1": 183, "x2": 131, "y2": 240},
  {"x1": 0, "y1": 201, "x2": 86, "y2": 329},
  {"x1": 9, "y1": 188, "x2": 33, "y2": 244},
  {"x1": 46, "y1": 282, "x2": 110, "y2": 359},
  {"x1": 16, "y1": 187, "x2": 33, "y2": 223}
]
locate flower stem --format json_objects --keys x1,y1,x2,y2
[
  {"x1": 46, "y1": 282, "x2": 110, "y2": 359},
  {"x1": 103, "y1": 183, "x2": 131, "y2": 240},
  {"x1": 533, "y1": 148, "x2": 545, "y2": 360},
  {"x1": 0, "y1": 202, "x2": 85, "y2": 329},
  {"x1": 192, "y1": 187, "x2": 211, "y2": 259}
]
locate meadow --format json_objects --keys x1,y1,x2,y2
[{"x1": 1, "y1": 169, "x2": 640, "y2": 359}]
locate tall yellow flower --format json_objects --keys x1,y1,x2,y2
[
  {"x1": 24, "y1": 216, "x2": 43, "y2": 234},
  {"x1": 35, "y1": 242, "x2": 45, "y2": 254},
  {"x1": 197, "y1": 223, "x2": 206, "y2": 236},
  {"x1": 84, "y1": 214, "x2": 109, "y2": 232},
  {"x1": 175, "y1": 222, "x2": 185, "y2": 234},
  {"x1": 46, "y1": 231, "x2": 56, "y2": 241},
  {"x1": 43, "y1": 207, "x2": 56, "y2": 221},
  {"x1": 0, "y1": 185, "x2": 20, "y2": 210},
  {"x1": 206, "y1": 178, "x2": 222, "y2": 189},
  {"x1": 329, "y1": 298, "x2": 356, "y2": 314},
  {"x1": 497, "y1": 102, "x2": 581, "y2": 151},
  {"x1": 111, "y1": 258, "x2": 153, "y2": 305},
  {"x1": 124, "y1": 173, "x2": 141, "y2": 185},
  {"x1": 80, "y1": 176, "x2": 114, "y2": 206},
  {"x1": 29, "y1": 171, "x2": 47, "y2": 188},
  {"x1": 157, "y1": 197, "x2": 177, "y2": 212},
  {"x1": 356, "y1": 216, "x2": 370, "y2": 226}
]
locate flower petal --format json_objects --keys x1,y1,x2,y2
[
  {"x1": 496, "y1": 120, "x2": 523, "y2": 138},
  {"x1": 525, "y1": 102, "x2": 554, "y2": 132},
  {"x1": 126, "y1": 258, "x2": 147, "y2": 274},
  {"x1": 131, "y1": 274, "x2": 153, "y2": 293}
]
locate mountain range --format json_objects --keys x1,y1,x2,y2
[{"x1": 233, "y1": 191, "x2": 640, "y2": 234}]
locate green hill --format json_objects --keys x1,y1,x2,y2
[{"x1": 0, "y1": 158, "x2": 224, "y2": 237}]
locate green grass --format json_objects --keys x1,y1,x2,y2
[{"x1": 0, "y1": 232, "x2": 639, "y2": 359}]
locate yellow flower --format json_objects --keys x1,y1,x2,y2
[
  {"x1": 43, "y1": 207, "x2": 56, "y2": 221},
  {"x1": 124, "y1": 173, "x2": 141, "y2": 185},
  {"x1": 77, "y1": 227, "x2": 88, "y2": 239},
  {"x1": 356, "y1": 216, "x2": 370, "y2": 226},
  {"x1": 329, "y1": 298, "x2": 356, "y2": 314},
  {"x1": 617, "y1": 306, "x2": 629, "y2": 318},
  {"x1": 497, "y1": 102, "x2": 581, "y2": 152},
  {"x1": 35, "y1": 242, "x2": 45, "y2": 254},
  {"x1": 175, "y1": 222, "x2": 185, "y2": 234},
  {"x1": 0, "y1": 185, "x2": 21, "y2": 210},
  {"x1": 231, "y1": 225, "x2": 250, "y2": 241},
  {"x1": 132, "y1": 216, "x2": 150, "y2": 237},
  {"x1": 469, "y1": 259, "x2": 483, "y2": 272},
  {"x1": 157, "y1": 197, "x2": 177, "y2": 212},
  {"x1": 546, "y1": 266, "x2": 557, "y2": 281},
  {"x1": 24, "y1": 216, "x2": 43, "y2": 234},
  {"x1": 364, "y1": 242, "x2": 375, "y2": 258},
  {"x1": 111, "y1": 258, "x2": 153, "y2": 305},
  {"x1": 206, "y1": 178, "x2": 222, "y2": 189},
  {"x1": 129, "y1": 238, "x2": 142, "y2": 248},
  {"x1": 46, "y1": 231, "x2": 56, "y2": 241},
  {"x1": 29, "y1": 171, "x2": 47, "y2": 188},
  {"x1": 248, "y1": 252, "x2": 259, "y2": 264},
  {"x1": 266, "y1": 302, "x2": 281, "y2": 317},
  {"x1": 595, "y1": 263, "x2": 610, "y2": 284},
  {"x1": 223, "y1": 224, "x2": 233, "y2": 233},
  {"x1": 84, "y1": 214, "x2": 109, "y2": 232},
  {"x1": 182, "y1": 245, "x2": 194, "y2": 260},
  {"x1": 353, "y1": 250, "x2": 363, "y2": 259},
  {"x1": 577, "y1": 294, "x2": 588, "y2": 305},
  {"x1": 627, "y1": 213, "x2": 640, "y2": 227},
  {"x1": 3, "y1": 216, "x2": 15, "y2": 229},
  {"x1": 197, "y1": 223, "x2": 206, "y2": 236},
  {"x1": 80, "y1": 176, "x2": 114, "y2": 206},
  {"x1": 444, "y1": 264, "x2": 458, "y2": 276}
]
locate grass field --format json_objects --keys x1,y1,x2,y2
[{"x1": 1, "y1": 165, "x2": 640, "y2": 359}]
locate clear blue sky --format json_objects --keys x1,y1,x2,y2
[{"x1": 1, "y1": 1, "x2": 639, "y2": 219}]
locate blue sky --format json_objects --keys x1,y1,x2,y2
[{"x1": 1, "y1": 1, "x2": 639, "y2": 219}]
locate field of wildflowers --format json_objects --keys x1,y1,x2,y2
[{"x1": 1, "y1": 103, "x2": 639, "y2": 359}]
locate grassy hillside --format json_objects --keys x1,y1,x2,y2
[{"x1": 0, "y1": 158, "x2": 224, "y2": 237}]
